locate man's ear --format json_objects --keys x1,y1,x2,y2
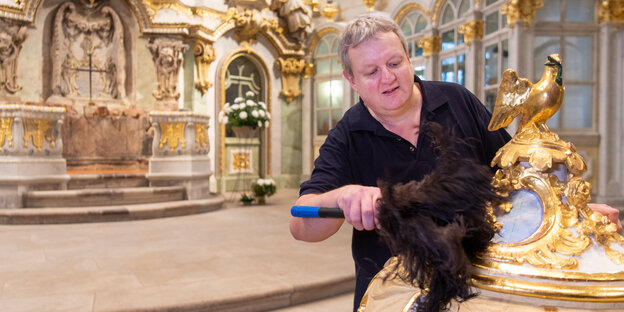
[{"x1": 343, "y1": 71, "x2": 358, "y2": 92}]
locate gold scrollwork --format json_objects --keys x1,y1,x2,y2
[
  {"x1": 500, "y1": 0, "x2": 544, "y2": 28},
  {"x1": 458, "y1": 20, "x2": 484, "y2": 47},
  {"x1": 226, "y1": 7, "x2": 283, "y2": 47},
  {"x1": 598, "y1": 0, "x2": 624, "y2": 26},
  {"x1": 142, "y1": 0, "x2": 224, "y2": 20},
  {"x1": 488, "y1": 125, "x2": 624, "y2": 269},
  {"x1": 193, "y1": 40, "x2": 216, "y2": 94},
  {"x1": 276, "y1": 57, "x2": 305, "y2": 102},
  {"x1": 194, "y1": 123, "x2": 208, "y2": 149},
  {"x1": 232, "y1": 152, "x2": 250, "y2": 170},
  {"x1": 0, "y1": 117, "x2": 13, "y2": 151},
  {"x1": 417, "y1": 36, "x2": 441, "y2": 58},
  {"x1": 159, "y1": 122, "x2": 186, "y2": 152},
  {"x1": 23, "y1": 118, "x2": 55, "y2": 152}
]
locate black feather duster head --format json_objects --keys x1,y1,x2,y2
[{"x1": 376, "y1": 122, "x2": 505, "y2": 312}]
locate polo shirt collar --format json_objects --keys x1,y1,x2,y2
[{"x1": 348, "y1": 75, "x2": 449, "y2": 134}]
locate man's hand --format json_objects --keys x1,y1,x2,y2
[
  {"x1": 337, "y1": 185, "x2": 382, "y2": 231},
  {"x1": 588, "y1": 203, "x2": 622, "y2": 232}
]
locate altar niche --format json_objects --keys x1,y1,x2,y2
[
  {"x1": 47, "y1": 0, "x2": 128, "y2": 109},
  {"x1": 218, "y1": 52, "x2": 271, "y2": 192}
]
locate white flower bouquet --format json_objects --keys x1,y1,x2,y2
[
  {"x1": 218, "y1": 91, "x2": 271, "y2": 129},
  {"x1": 251, "y1": 178, "x2": 277, "y2": 198}
]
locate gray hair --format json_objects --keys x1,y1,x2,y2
[{"x1": 339, "y1": 13, "x2": 409, "y2": 77}]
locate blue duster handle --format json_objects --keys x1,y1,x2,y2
[{"x1": 291, "y1": 206, "x2": 345, "y2": 218}]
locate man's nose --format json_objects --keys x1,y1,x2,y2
[{"x1": 381, "y1": 66, "x2": 396, "y2": 83}]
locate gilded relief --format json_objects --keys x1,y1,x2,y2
[
  {"x1": 23, "y1": 118, "x2": 55, "y2": 152},
  {"x1": 0, "y1": 117, "x2": 13, "y2": 150},
  {"x1": 159, "y1": 122, "x2": 186, "y2": 152}
]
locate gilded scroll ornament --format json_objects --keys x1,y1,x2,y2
[
  {"x1": 23, "y1": 118, "x2": 55, "y2": 152},
  {"x1": 276, "y1": 57, "x2": 305, "y2": 102},
  {"x1": 159, "y1": 122, "x2": 186, "y2": 152},
  {"x1": 486, "y1": 54, "x2": 624, "y2": 268},
  {"x1": 458, "y1": 20, "x2": 484, "y2": 47},
  {"x1": 0, "y1": 117, "x2": 13, "y2": 150},
  {"x1": 598, "y1": 0, "x2": 624, "y2": 26},
  {"x1": 193, "y1": 40, "x2": 216, "y2": 94},
  {"x1": 194, "y1": 123, "x2": 208, "y2": 149},
  {"x1": 417, "y1": 36, "x2": 441, "y2": 58},
  {"x1": 500, "y1": 0, "x2": 544, "y2": 28}
]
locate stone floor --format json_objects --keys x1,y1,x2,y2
[{"x1": 0, "y1": 189, "x2": 356, "y2": 312}]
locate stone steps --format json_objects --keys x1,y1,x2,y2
[
  {"x1": 67, "y1": 173, "x2": 149, "y2": 189},
  {"x1": 0, "y1": 196, "x2": 224, "y2": 224},
  {"x1": 24, "y1": 186, "x2": 186, "y2": 208}
]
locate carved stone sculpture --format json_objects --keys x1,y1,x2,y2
[
  {"x1": 147, "y1": 37, "x2": 188, "y2": 109},
  {"x1": 0, "y1": 18, "x2": 27, "y2": 98},
  {"x1": 270, "y1": 0, "x2": 312, "y2": 45},
  {"x1": 49, "y1": 1, "x2": 127, "y2": 105}
]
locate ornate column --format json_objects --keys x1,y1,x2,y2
[
  {"x1": 0, "y1": 18, "x2": 27, "y2": 102},
  {"x1": 418, "y1": 34, "x2": 441, "y2": 80},
  {"x1": 459, "y1": 19, "x2": 484, "y2": 94},
  {"x1": 147, "y1": 38, "x2": 189, "y2": 110},
  {"x1": 193, "y1": 40, "x2": 216, "y2": 95},
  {"x1": 596, "y1": 0, "x2": 624, "y2": 205},
  {"x1": 0, "y1": 104, "x2": 69, "y2": 208},
  {"x1": 147, "y1": 111, "x2": 213, "y2": 200},
  {"x1": 275, "y1": 57, "x2": 305, "y2": 103},
  {"x1": 500, "y1": 0, "x2": 544, "y2": 29}
]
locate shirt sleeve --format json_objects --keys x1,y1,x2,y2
[{"x1": 299, "y1": 122, "x2": 352, "y2": 196}]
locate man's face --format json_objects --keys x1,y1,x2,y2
[{"x1": 344, "y1": 31, "x2": 414, "y2": 119}]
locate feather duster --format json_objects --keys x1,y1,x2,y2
[{"x1": 377, "y1": 122, "x2": 505, "y2": 312}]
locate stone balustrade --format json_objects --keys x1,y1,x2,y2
[
  {"x1": 0, "y1": 104, "x2": 69, "y2": 208},
  {"x1": 147, "y1": 110, "x2": 213, "y2": 199}
]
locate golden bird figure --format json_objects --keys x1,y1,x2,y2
[{"x1": 488, "y1": 54, "x2": 564, "y2": 133}]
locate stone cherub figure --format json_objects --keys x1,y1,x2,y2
[{"x1": 270, "y1": 0, "x2": 312, "y2": 45}]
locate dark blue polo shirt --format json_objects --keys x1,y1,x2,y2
[{"x1": 299, "y1": 76, "x2": 511, "y2": 311}]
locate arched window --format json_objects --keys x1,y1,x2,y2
[
  {"x1": 438, "y1": 0, "x2": 470, "y2": 85},
  {"x1": 534, "y1": 0, "x2": 596, "y2": 129},
  {"x1": 399, "y1": 11, "x2": 428, "y2": 79},
  {"x1": 482, "y1": 0, "x2": 509, "y2": 112},
  {"x1": 224, "y1": 56, "x2": 265, "y2": 137},
  {"x1": 313, "y1": 33, "x2": 343, "y2": 137}
]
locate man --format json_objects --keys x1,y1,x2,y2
[{"x1": 290, "y1": 14, "x2": 620, "y2": 311}]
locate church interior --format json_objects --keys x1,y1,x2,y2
[{"x1": 0, "y1": 0, "x2": 623, "y2": 311}]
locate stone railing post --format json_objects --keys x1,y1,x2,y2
[
  {"x1": 147, "y1": 111, "x2": 212, "y2": 200},
  {"x1": 0, "y1": 104, "x2": 69, "y2": 208}
]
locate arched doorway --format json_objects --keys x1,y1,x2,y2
[{"x1": 218, "y1": 52, "x2": 271, "y2": 192}]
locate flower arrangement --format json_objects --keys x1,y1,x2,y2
[
  {"x1": 251, "y1": 178, "x2": 277, "y2": 204},
  {"x1": 218, "y1": 91, "x2": 271, "y2": 129}
]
